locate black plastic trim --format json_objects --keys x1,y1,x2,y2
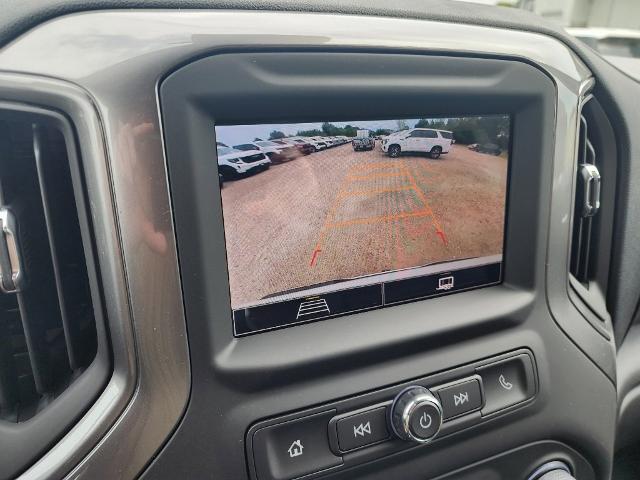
[
  {"x1": 151, "y1": 49, "x2": 616, "y2": 480},
  {"x1": 246, "y1": 349, "x2": 537, "y2": 480}
]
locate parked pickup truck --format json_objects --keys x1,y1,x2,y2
[{"x1": 352, "y1": 130, "x2": 375, "y2": 151}]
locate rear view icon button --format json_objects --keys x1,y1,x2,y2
[
  {"x1": 436, "y1": 275, "x2": 454, "y2": 291},
  {"x1": 296, "y1": 297, "x2": 330, "y2": 319}
]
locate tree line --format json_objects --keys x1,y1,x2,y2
[
  {"x1": 268, "y1": 116, "x2": 509, "y2": 147},
  {"x1": 414, "y1": 116, "x2": 509, "y2": 147},
  {"x1": 269, "y1": 122, "x2": 392, "y2": 140}
]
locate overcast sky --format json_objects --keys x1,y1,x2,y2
[{"x1": 215, "y1": 119, "x2": 421, "y2": 146}]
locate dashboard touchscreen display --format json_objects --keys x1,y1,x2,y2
[{"x1": 216, "y1": 116, "x2": 510, "y2": 335}]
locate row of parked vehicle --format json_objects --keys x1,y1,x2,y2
[
  {"x1": 217, "y1": 127, "x2": 501, "y2": 185},
  {"x1": 376, "y1": 128, "x2": 502, "y2": 158},
  {"x1": 349, "y1": 127, "x2": 456, "y2": 159},
  {"x1": 216, "y1": 135, "x2": 351, "y2": 184}
]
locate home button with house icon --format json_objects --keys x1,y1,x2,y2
[
  {"x1": 287, "y1": 440, "x2": 304, "y2": 458},
  {"x1": 251, "y1": 411, "x2": 343, "y2": 480}
]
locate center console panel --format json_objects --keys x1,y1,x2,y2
[
  {"x1": 248, "y1": 350, "x2": 536, "y2": 480},
  {"x1": 153, "y1": 48, "x2": 617, "y2": 480}
]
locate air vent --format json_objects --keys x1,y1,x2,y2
[
  {"x1": 570, "y1": 110, "x2": 601, "y2": 284},
  {"x1": 567, "y1": 95, "x2": 617, "y2": 333},
  {"x1": 0, "y1": 106, "x2": 109, "y2": 479}
]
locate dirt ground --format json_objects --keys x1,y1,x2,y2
[{"x1": 221, "y1": 143, "x2": 508, "y2": 308}]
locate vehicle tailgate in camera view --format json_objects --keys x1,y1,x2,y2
[
  {"x1": 215, "y1": 115, "x2": 509, "y2": 311},
  {"x1": 352, "y1": 129, "x2": 375, "y2": 151}
]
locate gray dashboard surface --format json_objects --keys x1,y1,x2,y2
[
  {"x1": 153, "y1": 24, "x2": 611, "y2": 480},
  {"x1": 0, "y1": 0, "x2": 606, "y2": 51},
  {"x1": 2, "y1": 0, "x2": 638, "y2": 342},
  {"x1": 0, "y1": 2, "x2": 638, "y2": 480}
]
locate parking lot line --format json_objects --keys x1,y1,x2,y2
[
  {"x1": 310, "y1": 158, "x2": 449, "y2": 267},
  {"x1": 310, "y1": 165, "x2": 359, "y2": 266},
  {"x1": 346, "y1": 171, "x2": 406, "y2": 181},
  {"x1": 325, "y1": 208, "x2": 434, "y2": 228},
  {"x1": 401, "y1": 164, "x2": 448, "y2": 246},
  {"x1": 336, "y1": 184, "x2": 415, "y2": 199},
  {"x1": 349, "y1": 160, "x2": 403, "y2": 172}
]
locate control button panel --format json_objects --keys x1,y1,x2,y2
[
  {"x1": 435, "y1": 377, "x2": 483, "y2": 420},
  {"x1": 335, "y1": 406, "x2": 389, "y2": 452},
  {"x1": 477, "y1": 354, "x2": 535, "y2": 415},
  {"x1": 247, "y1": 350, "x2": 537, "y2": 480},
  {"x1": 252, "y1": 411, "x2": 342, "y2": 480}
]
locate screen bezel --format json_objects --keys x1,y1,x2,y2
[
  {"x1": 214, "y1": 115, "x2": 513, "y2": 336},
  {"x1": 160, "y1": 49, "x2": 554, "y2": 375}
]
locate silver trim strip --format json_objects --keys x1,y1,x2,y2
[
  {"x1": 0, "y1": 9, "x2": 592, "y2": 480},
  {"x1": 0, "y1": 207, "x2": 24, "y2": 293},
  {"x1": 527, "y1": 461, "x2": 572, "y2": 480}
]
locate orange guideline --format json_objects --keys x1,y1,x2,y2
[{"x1": 309, "y1": 160, "x2": 447, "y2": 267}]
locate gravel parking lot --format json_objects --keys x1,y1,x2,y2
[{"x1": 221, "y1": 143, "x2": 508, "y2": 308}]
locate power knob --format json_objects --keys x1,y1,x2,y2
[{"x1": 389, "y1": 386, "x2": 443, "y2": 444}]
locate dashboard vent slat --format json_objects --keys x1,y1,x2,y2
[
  {"x1": 33, "y1": 124, "x2": 96, "y2": 370},
  {"x1": 0, "y1": 102, "x2": 110, "y2": 480},
  {"x1": 0, "y1": 113, "x2": 97, "y2": 421},
  {"x1": 0, "y1": 296, "x2": 20, "y2": 416},
  {"x1": 570, "y1": 112, "x2": 600, "y2": 284}
]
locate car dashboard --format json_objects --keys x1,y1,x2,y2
[{"x1": 1, "y1": 3, "x2": 640, "y2": 480}]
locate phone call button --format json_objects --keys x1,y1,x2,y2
[{"x1": 477, "y1": 354, "x2": 536, "y2": 415}]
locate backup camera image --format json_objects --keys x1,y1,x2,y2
[{"x1": 215, "y1": 116, "x2": 510, "y2": 334}]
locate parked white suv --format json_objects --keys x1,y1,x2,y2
[
  {"x1": 216, "y1": 146, "x2": 271, "y2": 179},
  {"x1": 233, "y1": 141, "x2": 297, "y2": 163},
  {"x1": 381, "y1": 128, "x2": 453, "y2": 159},
  {"x1": 308, "y1": 137, "x2": 329, "y2": 150},
  {"x1": 291, "y1": 136, "x2": 327, "y2": 152}
]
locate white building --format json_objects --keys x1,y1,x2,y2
[{"x1": 533, "y1": 0, "x2": 640, "y2": 28}]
